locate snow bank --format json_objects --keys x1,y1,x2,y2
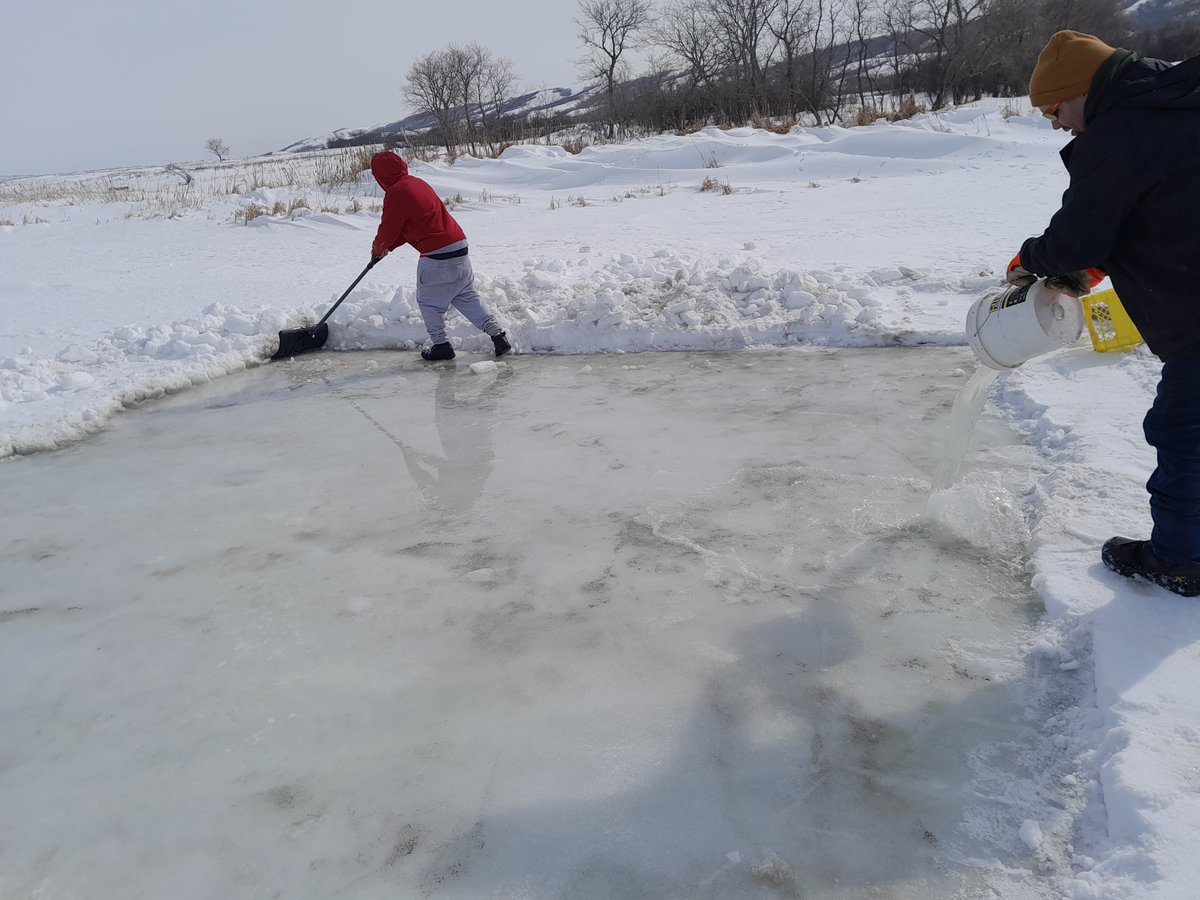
[
  {"x1": 0, "y1": 307, "x2": 279, "y2": 456},
  {"x1": 988, "y1": 346, "x2": 1200, "y2": 899},
  {"x1": 0, "y1": 253, "x2": 970, "y2": 459}
]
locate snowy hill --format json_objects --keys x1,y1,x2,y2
[
  {"x1": 277, "y1": 85, "x2": 597, "y2": 154},
  {"x1": 1122, "y1": 0, "x2": 1200, "y2": 28}
]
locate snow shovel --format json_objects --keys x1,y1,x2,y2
[{"x1": 271, "y1": 257, "x2": 378, "y2": 360}]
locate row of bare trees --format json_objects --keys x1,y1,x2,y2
[
  {"x1": 387, "y1": 0, "x2": 1196, "y2": 154},
  {"x1": 611, "y1": 0, "x2": 1141, "y2": 129}
]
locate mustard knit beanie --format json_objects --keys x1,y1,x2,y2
[{"x1": 1029, "y1": 30, "x2": 1117, "y2": 107}]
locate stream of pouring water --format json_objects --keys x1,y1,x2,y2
[{"x1": 932, "y1": 366, "x2": 1001, "y2": 491}]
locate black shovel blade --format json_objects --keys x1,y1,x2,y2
[{"x1": 272, "y1": 322, "x2": 329, "y2": 360}]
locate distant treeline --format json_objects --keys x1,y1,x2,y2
[{"x1": 329, "y1": 0, "x2": 1200, "y2": 154}]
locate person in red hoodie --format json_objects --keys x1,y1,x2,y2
[{"x1": 369, "y1": 151, "x2": 510, "y2": 360}]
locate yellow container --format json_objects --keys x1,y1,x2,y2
[{"x1": 1082, "y1": 288, "x2": 1143, "y2": 353}]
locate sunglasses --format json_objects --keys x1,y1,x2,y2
[{"x1": 1041, "y1": 101, "x2": 1062, "y2": 121}]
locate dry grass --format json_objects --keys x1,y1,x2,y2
[
  {"x1": 402, "y1": 145, "x2": 443, "y2": 164},
  {"x1": 560, "y1": 137, "x2": 589, "y2": 155},
  {"x1": 0, "y1": 177, "x2": 150, "y2": 206},
  {"x1": 888, "y1": 93, "x2": 926, "y2": 121},
  {"x1": 700, "y1": 176, "x2": 733, "y2": 195},
  {"x1": 236, "y1": 202, "x2": 267, "y2": 224},
  {"x1": 1, "y1": 149, "x2": 377, "y2": 222},
  {"x1": 234, "y1": 163, "x2": 295, "y2": 192},
  {"x1": 313, "y1": 147, "x2": 374, "y2": 189},
  {"x1": 855, "y1": 105, "x2": 885, "y2": 126},
  {"x1": 751, "y1": 113, "x2": 796, "y2": 134}
]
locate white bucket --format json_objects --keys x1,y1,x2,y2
[{"x1": 966, "y1": 280, "x2": 1085, "y2": 370}]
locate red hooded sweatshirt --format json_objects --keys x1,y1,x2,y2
[{"x1": 370, "y1": 151, "x2": 466, "y2": 258}]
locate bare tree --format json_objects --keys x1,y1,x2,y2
[
  {"x1": 576, "y1": 0, "x2": 655, "y2": 136},
  {"x1": 847, "y1": 0, "x2": 886, "y2": 109},
  {"x1": 768, "y1": 0, "x2": 816, "y2": 116},
  {"x1": 880, "y1": 0, "x2": 918, "y2": 99},
  {"x1": 205, "y1": 138, "x2": 230, "y2": 161},
  {"x1": 454, "y1": 43, "x2": 518, "y2": 154},
  {"x1": 892, "y1": 0, "x2": 996, "y2": 108},
  {"x1": 403, "y1": 43, "x2": 518, "y2": 156},
  {"x1": 654, "y1": 0, "x2": 723, "y2": 92},
  {"x1": 404, "y1": 50, "x2": 462, "y2": 152},
  {"x1": 969, "y1": 0, "x2": 1040, "y2": 97},
  {"x1": 798, "y1": 0, "x2": 855, "y2": 123},
  {"x1": 651, "y1": 0, "x2": 730, "y2": 123},
  {"x1": 477, "y1": 52, "x2": 518, "y2": 152},
  {"x1": 444, "y1": 43, "x2": 487, "y2": 154},
  {"x1": 706, "y1": 0, "x2": 781, "y2": 117},
  {"x1": 164, "y1": 163, "x2": 193, "y2": 186}
]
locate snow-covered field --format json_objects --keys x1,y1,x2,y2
[{"x1": 2, "y1": 103, "x2": 1198, "y2": 897}]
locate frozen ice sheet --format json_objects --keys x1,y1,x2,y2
[{"x1": 0, "y1": 349, "x2": 1072, "y2": 899}]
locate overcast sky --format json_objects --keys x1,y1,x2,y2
[{"x1": 1, "y1": 0, "x2": 588, "y2": 177}]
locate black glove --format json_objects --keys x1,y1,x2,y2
[
  {"x1": 370, "y1": 254, "x2": 383, "y2": 266},
  {"x1": 1005, "y1": 264, "x2": 1038, "y2": 288},
  {"x1": 1044, "y1": 271, "x2": 1094, "y2": 297}
]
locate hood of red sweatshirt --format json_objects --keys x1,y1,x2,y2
[{"x1": 370, "y1": 151, "x2": 408, "y2": 189}]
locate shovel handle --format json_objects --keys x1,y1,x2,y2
[{"x1": 317, "y1": 257, "x2": 379, "y2": 328}]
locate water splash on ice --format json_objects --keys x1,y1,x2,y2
[{"x1": 926, "y1": 470, "x2": 1031, "y2": 557}]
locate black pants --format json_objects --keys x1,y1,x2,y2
[{"x1": 1146, "y1": 345, "x2": 1200, "y2": 561}]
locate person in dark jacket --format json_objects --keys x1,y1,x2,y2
[
  {"x1": 1007, "y1": 31, "x2": 1200, "y2": 596},
  {"x1": 370, "y1": 151, "x2": 510, "y2": 360}
]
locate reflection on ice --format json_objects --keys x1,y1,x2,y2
[
  {"x1": 393, "y1": 365, "x2": 511, "y2": 518},
  {"x1": 0, "y1": 349, "x2": 1075, "y2": 899}
]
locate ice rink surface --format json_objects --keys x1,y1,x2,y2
[{"x1": 1, "y1": 348, "x2": 1077, "y2": 899}]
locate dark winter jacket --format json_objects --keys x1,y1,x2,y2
[
  {"x1": 1019, "y1": 53, "x2": 1200, "y2": 359},
  {"x1": 370, "y1": 152, "x2": 467, "y2": 258}
]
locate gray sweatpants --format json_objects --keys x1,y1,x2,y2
[{"x1": 415, "y1": 255, "x2": 499, "y2": 345}]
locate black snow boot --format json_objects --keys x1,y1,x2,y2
[
  {"x1": 421, "y1": 342, "x2": 455, "y2": 361},
  {"x1": 492, "y1": 331, "x2": 511, "y2": 357},
  {"x1": 1101, "y1": 537, "x2": 1200, "y2": 597}
]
